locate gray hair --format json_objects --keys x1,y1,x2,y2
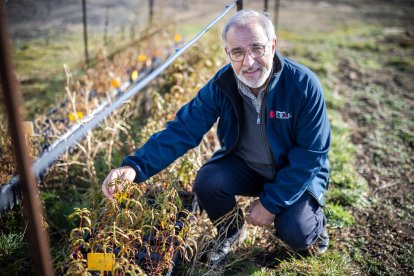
[{"x1": 222, "y1": 10, "x2": 275, "y2": 43}]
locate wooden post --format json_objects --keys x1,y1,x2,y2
[
  {"x1": 274, "y1": 0, "x2": 280, "y2": 30},
  {"x1": 149, "y1": 0, "x2": 154, "y2": 25},
  {"x1": 0, "y1": 2, "x2": 53, "y2": 275},
  {"x1": 82, "y1": 0, "x2": 89, "y2": 65},
  {"x1": 237, "y1": 0, "x2": 243, "y2": 11}
]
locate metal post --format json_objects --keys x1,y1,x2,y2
[
  {"x1": 236, "y1": 0, "x2": 243, "y2": 11},
  {"x1": 149, "y1": 0, "x2": 154, "y2": 24},
  {"x1": 274, "y1": 0, "x2": 280, "y2": 30},
  {"x1": 264, "y1": 0, "x2": 269, "y2": 11},
  {"x1": 82, "y1": 0, "x2": 89, "y2": 65},
  {"x1": 0, "y1": 2, "x2": 54, "y2": 276}
]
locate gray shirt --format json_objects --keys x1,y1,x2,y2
[{"x1": 234, "y1": 78, "x2": 275, "y2": 180}]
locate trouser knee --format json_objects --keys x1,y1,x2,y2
[
  {"x1": 274, "y1": 192, "x2": 326, "y2": 251},
  {"x1": 276, "y1": 227, "x2": 314, "y2": 251},
  {"x1": 193, "y1": 166, "x2": 225, "y2": 199},
  {"x1": 192, "y1": 164, "x2": 236, "y2": 220}
]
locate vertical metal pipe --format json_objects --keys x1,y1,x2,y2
[
  {"x1": 274, "y1": 0, "x2": 280, "y2": 30},
  {"x1": 82, "y1": 0, "x2": 89, "y2": 65},
  {"x1": 236, "y1": 0, "x2": 243, "y2": 11},
  {"x1": 264, "y1": 0, "x2": 269, "y2": 11},
  {"x1": 0, "y1": 2, "x2": 54, "y2": 276}
]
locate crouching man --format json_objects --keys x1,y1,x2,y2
[{"x1": 102, "y1": 9, "x2": 331, "y2": 264}]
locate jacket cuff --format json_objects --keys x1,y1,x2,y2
[
  {"x1": 121, "y1": 157, "x2": 145, "y2": 183},
  {"x1": 259, "y1": 192, "x2": 282, "y2": 215}
]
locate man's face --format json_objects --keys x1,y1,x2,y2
[{"x1": 225, "y1": 22, "x2": 276, "y2": 92}]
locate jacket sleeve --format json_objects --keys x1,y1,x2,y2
[
  {"x1": 121, "y1": 80, "x2": 221, "y2": 183},
  {"x1": 260, "y1": 75, "x2": 331, "y2": 214}
]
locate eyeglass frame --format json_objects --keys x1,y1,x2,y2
[{"x1": 225, "y1": 40, "x2": 271, "y2": 62}]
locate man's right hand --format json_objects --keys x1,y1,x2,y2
[{"x1": 102, "y1": 166, "x2": 136, "y2": 199}]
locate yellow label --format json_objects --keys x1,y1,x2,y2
[
  {"x1": 68, "y1": 112, "x2": 84, "y2": 122},
  {"x1": 131, "y1": 70, "x2": 139, "y2": 81},
  {"x1": 174, "y1": 34, "x2": 182, "y2": 42},
  {"x1": 137, "y1": 54, "x2": 148, "y2": 63},
  {"x1": 110, "y1": 79, "x2": 121, "y2": 88},
  {"x1": 87, "y1": 253, "x2": 115, "y2": 272}
]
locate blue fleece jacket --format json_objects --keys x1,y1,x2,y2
[{"x1": 122, "y1": 52, "x2": 331, "y2": 214}]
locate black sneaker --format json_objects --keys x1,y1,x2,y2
[
  {"x1": 207, "y1": 225, "x2": 247, "y2": 265},
  {"x1": 307, "y1": 228, "x2": 329, "y2": 255},
  {"x1": 316, "y1": 228, "x2": 329, "y2": 254},
  {"x1": 207, "y1": 208, "x2": 247, "y2": 265}
]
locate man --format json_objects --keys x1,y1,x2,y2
[{"x1": 102, "y1": 10, "x2": 330, "y2": 264}]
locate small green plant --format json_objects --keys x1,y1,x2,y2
[
  {"x1": 0, "y1": 233, "x2": 24, "y2": 259},
  {"x1": 65, "y1": 179, "x2": 196, "y2": 274}
]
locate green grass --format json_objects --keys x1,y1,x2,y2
[
  {"x1": 275, "y1": 251, "x2": 354, "y2": 275},
  {"x1": 12, "y1": 29, "x2": 139, "y2": 119},
  {"x1": 4, "y1": 10, "x2": 412, "y2": 274},
  {"x1": 0, "y1": 233, "x2": 24, "y2": 258}
]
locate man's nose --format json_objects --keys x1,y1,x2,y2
[{"x1": 242, "y1": 51, "x2": 255, "y2": 67}]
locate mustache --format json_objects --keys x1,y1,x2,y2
[{"x1": 241, "y1": 64, "x2": 263, "y2": 74}]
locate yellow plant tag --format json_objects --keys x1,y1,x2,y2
[
  {"x1": 87, "y1": 253, "x2": 115, "y2": 273},
  {"x1": 110, "y1": 79, "x2": 121, "y2": 88},
  {"x1": 131, "y1": 70, "x2": 139, "y2": 81},
  {"x1": 68, "y1": 112, "x2": 84, "y2": 122},
  {"x1": 174, "y1": 34, "x2": 182, "y2": 42},
  {"x1": 137, "y1": 54, "x2": 148, "y2": 63}
]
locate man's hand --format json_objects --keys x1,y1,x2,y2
[
  {"x1": 102, "y1": 166, "x2": 136, "y2": 199},
  {"x1": 246, "y1": 199, "x2": 275, "y2": 227}
]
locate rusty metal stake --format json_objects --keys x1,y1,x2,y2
[
  {"x1": 237, "y1": 0, "x2": 243, "y2": 11},
  {"x1": 0, "y1": 2, "x2": 54, "y2": 276}
]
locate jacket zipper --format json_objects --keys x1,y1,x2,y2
[
  {"x1": 263, "y1": 85, "x2": 276, "y2": 177},
  {"x1": 260, "y1": 88, "x2": 274, "y2": 169}
]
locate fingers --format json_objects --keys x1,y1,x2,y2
[
  {"x1": 102, "y1": 171, "x2": 116, "y2": 199},
  {"x1": 246, "y1": 199, "x2": 259, "y2": 224},
  {"x1": 246, "y1": 200, "x2": 275, "y2": 227},
  {"x1": 102, "y1": 166, "x2": 136, "y2": 199}
]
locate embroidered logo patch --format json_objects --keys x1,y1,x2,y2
[{"x1": 270, "y1": 109, "x2": 293, "y2": 119}]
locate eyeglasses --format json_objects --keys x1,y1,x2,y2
[{"x1": 226, "y1": 41, "x2": 270, "y2": 62}]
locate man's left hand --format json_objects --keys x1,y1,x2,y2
[{"x1": 246, "y1": 199, "x2": 275, "y2": 227}]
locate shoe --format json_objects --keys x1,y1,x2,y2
[
  {"x1": 207, "y1": 208, "x2": 246, "y2": 265},
  {"x1": 207, "y1": 225, "x2": 247, "y2": 265},
  {"x1": 305, "y1": 228, "x2": 329, "y2": 256},
  {"x1": 306, "y1": 227, "x2": 329, "y2": 256},
  {"x1": 316, "y1": 228, "x2": 329, "y2": 254}
]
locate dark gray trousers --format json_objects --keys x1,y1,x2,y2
[{"x1": 193, "y1": 154, "x2": 327, "y2": 251}]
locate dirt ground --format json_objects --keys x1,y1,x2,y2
[
  {"x1": 338, "y1": 43, "x2": 414, "y2": 274},
  {"x1": 4, "y1": 0, "x2": 414, "y2": 274}
]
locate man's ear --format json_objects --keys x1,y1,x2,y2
[{"x1": 272, "y1": 36, "x2": 277, "y2": 53}]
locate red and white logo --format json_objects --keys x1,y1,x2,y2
[{"x1": 270, "y1": 109, "x2": 293, "y2": 119}]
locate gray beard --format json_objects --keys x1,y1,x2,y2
[{"x1": 235, "y1": 60, "x2": 273, "y2": 89}]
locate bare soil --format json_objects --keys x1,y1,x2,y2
[{"x1": 338, "y1": 46, "x2": 414, "y2": 274}]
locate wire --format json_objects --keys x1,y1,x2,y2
[
  {"x1": 32, "y1": 1, "x2": 235, "y2": 178},
  {"x1": 0, "y1": 1, "x2": 237, "y2": 215}
]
